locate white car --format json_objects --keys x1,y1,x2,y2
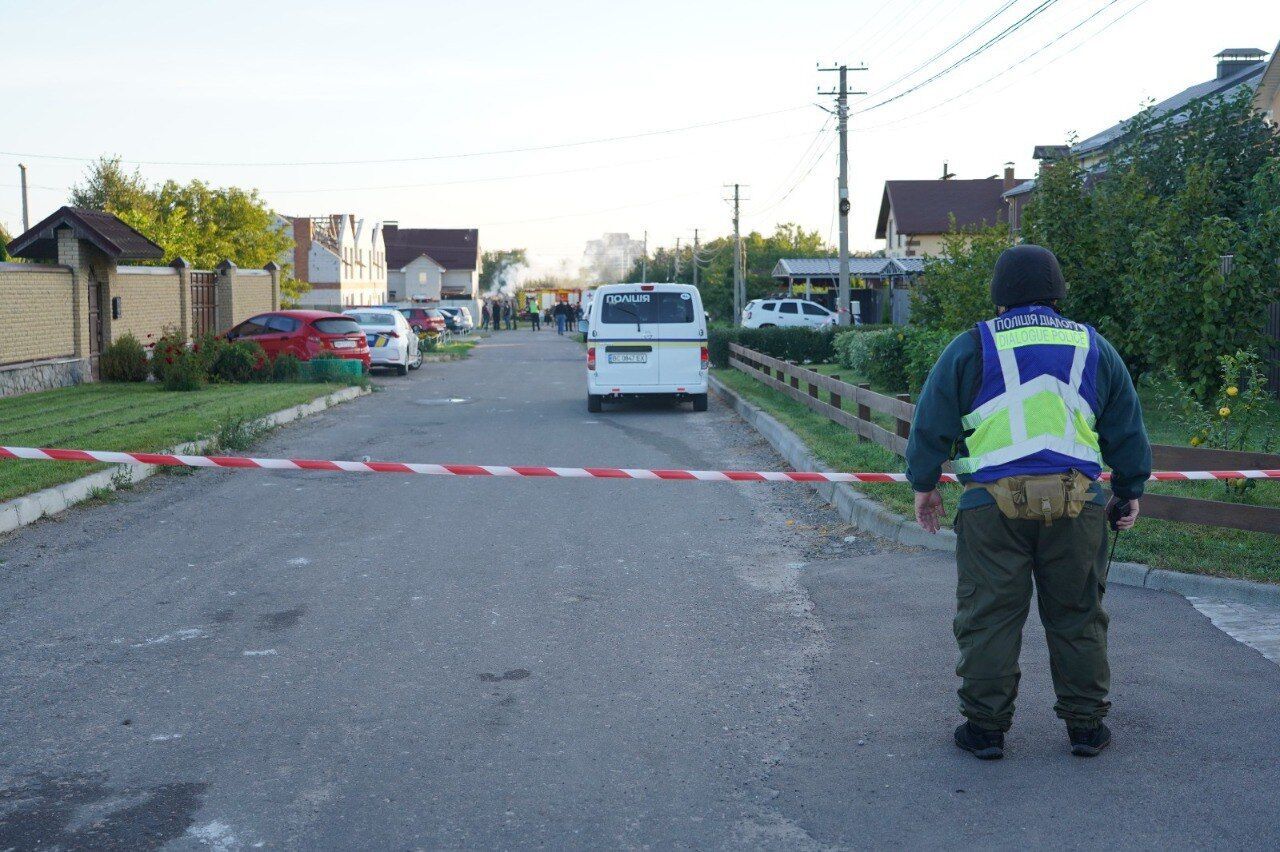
[
  {"x1": 585, "y1": 283, "x2": 708, "y2": 412},
  {"x1": 343, "y1": 308, "x2": 422, "y2": 375},
  {"x1": 742, "y1": 298, "x2": 838, "y2": 329},
  {"x1": 437, "y1": 305, "x2": 474, "y2": 332}
]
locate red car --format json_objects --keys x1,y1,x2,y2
[
  {"x1": 224, "y1": 310, "x2": 371, "y2": 368},
  {"x1": 399, "y1": 307, "x2": 447, "y2": 334}
]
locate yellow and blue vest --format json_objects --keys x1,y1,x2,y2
[{"x1": 955, "y1": 306, "x2": 1103, "y2": 482}]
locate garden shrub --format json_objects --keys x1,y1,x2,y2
[
  {"x1": 211, "y1": 340, "x2": 266, "y2": 383},
  {"x1": 191, "y1": 332, "x2": 228, "y2": 376},
  {"x1": 161, "y1": 350, "x2": 205, "y2": 391},
  {"x1": 149, "y1": 327, "x2": 188, "y2": 382},
  {"x1": 903, "y1": 328, "x2": 956, "y2": 395},
  {"x1": 707, "y1": 326, "x2": 836, "y2": 368},
  {"x1": 271, "y1": 352, "x2": 302, "y2": 382},
  {"x1": 99, "y1": 334, "x2": 149, "y2": 382}
]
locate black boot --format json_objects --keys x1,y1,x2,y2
[
  {"x1": 954, "y1": 721, "x2": 1004, "y2": 760},
  {"x1": 1068, "y1": 722, "x2": 1112, "y2": 757}
]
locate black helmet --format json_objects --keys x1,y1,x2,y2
[{"x1": 990, "y1": 244, "x2": 1066, "y2": 308}]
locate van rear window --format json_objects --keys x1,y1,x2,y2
[{"x1": 600, "y1": 292, "x2": 695, "y2": 324}]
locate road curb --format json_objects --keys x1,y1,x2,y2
[
  {"x1": 0, "y1": 385, "x2": 368, "y2": 537},
  {"x1": 710, "y1": 375, "x2": 1280, "y2": 608}
]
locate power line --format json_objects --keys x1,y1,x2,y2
[
  {"x1": 853, "y1": 0, "x2": 1064, "y2": 114},
  {"x1": 0, "y1": 105, "x2": 811, "y2": 169},
  {"x1": 748, "y1": 135, "x2": 837, "y2": 218},
  {"x1": 851, "y1": 0, "x2": 1148, "y2": 134},
  {"x1": 861, "y1": 0, "x2": 1021, "y2": 102}
]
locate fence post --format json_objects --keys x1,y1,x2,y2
[
  {"x1": 895, "y1": 393, "x2": 912, "y2": 441},
  {"x1": 264, "y1": 260, "x2": 281, "y2": 310},
  {"x1": 807, "y1": 380, "x2": 819, "y2": 399},
  {"x1": 830, "y1": 375, "x2": 841, "y2": 409},
  {"x1": 214, "y1": 259, "x2": 237, "y2": 333},
  {"x1": 789, "y1": 363, "x2": 800, "y2": 390},
  {"x1": 857, "y1": 383, "x2": 871, "y2": 442},
  {"x1": 171, "y1": 257, "x2": 191, "y2": 340}
]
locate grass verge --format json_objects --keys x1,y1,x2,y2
[
  {"x1": 714, "y1": 367, "x2": 1280, "y2": 584},
  {"x1": 0, "y1": 382, "x2": 341, "y2": 502}
]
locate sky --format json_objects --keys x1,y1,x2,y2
[{"x1": 1, "y1": 0, "x2": 1277, "y2": 276}]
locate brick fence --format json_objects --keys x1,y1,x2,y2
[{"x1": 0, "y1": 231, "x2": 279, "y2": 397}]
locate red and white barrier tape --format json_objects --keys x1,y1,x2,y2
[{"x1": 1, "y1": 446, "x2": 1277, "y2": 484}]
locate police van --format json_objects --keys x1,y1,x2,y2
[{"x1": 585, "y1": 283, "x2": 709, "y2": 413}]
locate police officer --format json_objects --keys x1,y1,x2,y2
[{"x1": 906, "y1": 244, "x2": 1151, "y2": 760}]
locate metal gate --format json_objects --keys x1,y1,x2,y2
[{"x1": 191, "y1": 272, "x2": 217, "y2": 337}]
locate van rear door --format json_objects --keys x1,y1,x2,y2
[
  {"x1": 656, "y1": 289, "x2": 703, "y2": 388},
  {"x1": 597, "y1": 290, "x2": 661, "y2": 386}
]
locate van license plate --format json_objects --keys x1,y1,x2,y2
[{"x1": 608, "y1": 353, "x2": 647, "y2": 364}]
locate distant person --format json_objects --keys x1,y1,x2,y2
[
  {"x1": 503, "y1": 302, "x2": 514, "y2": 330},
  {"x1": 480, "y1": 303, "x2": 491, "y2": 331},
  {"x1": 554, "y1": 302, "x2": 568, "y2": 335},
  {"x1": 489, "y1": 302, "x2": 500, "y2": 333},
  {"x1": 530, "y1": 308, "x2": 541, "y2": 331}
]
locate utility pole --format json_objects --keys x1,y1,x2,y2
[
  {"x1": 18, "y1": 163, "x2": 30, "y2": 232},
  {"x1": 723, "y1": 185, "x2": 750, "y2": 323},
  {"x1": 641, "y1": 230, "x2": 648, "y2": 282},
  {"x1": 673, "y1": 237, "x2": 681, "y2": 281},
  {"x1": 818, "y1": 62, "x2": 868, "y2": 325},
  {"x1": 692, "y1": 229, "x2": 700, "y2": 289}
]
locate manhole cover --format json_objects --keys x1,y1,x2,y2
[{"x1": 415, "y1": 397, "x2": 472, "y2": 406}]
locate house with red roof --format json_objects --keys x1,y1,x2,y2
[{"x1": 874, "y1": 165, "x2": 1019, "y2": 258}]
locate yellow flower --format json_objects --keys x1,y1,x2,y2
[
  {"x1": 1226, "y1": 386, "x2": 1238, "y2": 397},
  {"x1": 1190, "y1": 436, "x2": 1202, "y2": 446},
  {"x1": 1219, "y1": 406, "x2": 1231, "y2": 418}
]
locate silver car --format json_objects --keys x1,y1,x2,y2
[{"x1": 343, "y1": 308, "x2": 422, "y2": 376}]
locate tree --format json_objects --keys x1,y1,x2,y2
[
  {"x1": 912, "y1": 220, "x2": 1013, "y2": 332},
  {"x1": 1022, "y1": 88, "x2": 1280, "y2": 400},
  {"x1": 624, "y1": 223, "x2": 834, "y2": 322},
  {"x1": 0, "y1": 223, "x2": 11, "y2": 262},
  {"x1": 479, "y1": 248, "x2": 528, "y2": 294},
  {"x1": 68, "y1": 156, "x2": 301, "y2": 299}
]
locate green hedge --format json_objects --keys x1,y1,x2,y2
[
  {"x1": 833, "y1": 326, "x2": 958, "y2": 395},
  {"x1": 707, "y1": 326, "x2": 836, "y2": 369}
]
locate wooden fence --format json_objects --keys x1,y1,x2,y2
[{"x1": 728, "y1": 343, "x2": 1280, "y2": 535}]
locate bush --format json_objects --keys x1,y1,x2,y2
[
  {"x1": 210, "y1": 340, "x2": 267, "y2": 383},
  {"x1": 271, "y1": 352, "x2": 302, "y2": 382},
  {"x1": 100, "y1": 334, "x2": 149, "y2": 382},
  {"x1": 191, "y1": 332, "x2": 228, "y2": 376},
  {"x1": 161, "y1": 349, "x2": 205, "y2": 391},
  {"x1": 149, "y1": 327, "x2": 188, "y2": 382},
  {"x1": 902, "y1": 328, "x2": 955, "y2": 395},
  {"x1": 707, "y1": 326, "x2": 836, "y2": 369}
]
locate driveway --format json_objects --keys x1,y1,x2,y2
[{"x1": 2, "y1": 329, "x2": 1277, "y2": 850}]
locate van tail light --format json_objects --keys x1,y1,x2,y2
[
  {"x1": 640, "y1": 285, "x2": 654, "y2": 291},
  {"x1": 587, "y1": 347, "x2": 596, "y2": 371},
  {"x1": 700, "y1": 346, "x2": 709, "y2": 371}
]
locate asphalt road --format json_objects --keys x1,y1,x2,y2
[{"x1": 2, "y1": 329, "x2": 1278, "y2": 850}]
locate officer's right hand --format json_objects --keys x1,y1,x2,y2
[{"x1": 914, "y1": 489, "x2": 944, "y2": 534}]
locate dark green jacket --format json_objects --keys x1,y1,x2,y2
[{"x1": 904, "y1": 321, "x2": 1152, "y2": 511}]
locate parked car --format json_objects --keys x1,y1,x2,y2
[
  {"x1": 398, "y1": 307, "x2": 448, "y2": 334},
  {"x1": 742, "y1": 298, "x2": 838, "y2": 329},
  {"x1": 436, "y1": 306, "x2": 474, "y2": 333},
  {"x1": 344, "y1": 308, "x2": 422, "y2": 375},
  {"x1": 224, "y1": 310, "x2": 370, "y2": 369}
]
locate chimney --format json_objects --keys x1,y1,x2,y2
[
  {"x1": 291, "y1": 217, "x2": 312, "y2": 283},
  {"x1": 941, "y1": 161, "x2": 956, "y2": 180},
  {"x1": 1003, "y1": 162, "x2": 1016, "y2": 191},
  {"x1": 1215, "y1": 48, "x2": 1267, "y2": 80}
]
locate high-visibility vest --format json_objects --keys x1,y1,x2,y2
[{"x1": 954, "y1": 306, "x2": 1104, "y2": 482}]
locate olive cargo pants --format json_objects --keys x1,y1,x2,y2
[{"x1": 953, "y1": 502, "x2": 1111, "y2": 731}]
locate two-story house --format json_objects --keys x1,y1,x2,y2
[
  {"x1": 875, "y1": 165, "x2": 1019, "y2": 258},
  {"x1": 383, "y1": 224, "x2": 481, "y2": 320},
  {"x1": 286, "y1": 214, "x2": 387, "y2": 311}
]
